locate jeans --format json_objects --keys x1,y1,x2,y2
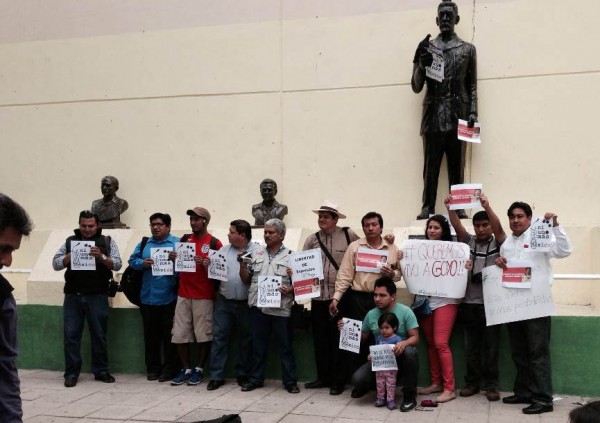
[
  {"x1": 351, "y1": 346, "x2": 419, "y2": 400},
  {"x1": 460, "y1": 303, "x2": 501, "y2": 390},
  {"x1": 248, "y1": 307, "x2": 297, "y2": 387},
  {"x1": 63, "y1": 293, "x2": 109, "y2": 378},
  {"x1": 419, "y1": 303, "x2": 458, "y2": 391},
  {"x1": 139, "y1": 301, "x2": 180, "y2": 377},
  {"x1": 506, "y1": 316, "x2": 553, "y2": 406},
  {"x1": 208, "y1": 295, "x2": 252, "y2": 380}
]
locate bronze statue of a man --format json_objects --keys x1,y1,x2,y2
[
  {"x1": 251, "y1": 179, "x2": 288, "y2": 226},
  {"x1": 91, "y1": 176, "x2": 129, "y2": 228},
  {"x1": 412, "y1": 0, "x2": 477, "y2": 220}
]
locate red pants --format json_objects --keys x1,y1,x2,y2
[{"x1": 419, "y1": 303, "x2": 458, "y2": 391}]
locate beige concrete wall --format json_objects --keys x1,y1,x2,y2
[{"x1": 1, "y1": 0, "x2": 599, "y2": 310}]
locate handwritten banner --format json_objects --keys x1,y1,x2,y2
[
  {"x1": 175, "y1": 242, "x2": 196, "y2": 273},
  {"x1": 355, "y1": 248, "x2": 388, "y2": 273},
  {"x1": 370, "y1": 344, "x2": 398, "y2": 371},
  {"x1": 151, "y1": 247, "x2": 173, "y2": 276},
  {"x1": 70, "y1": 241, "x2": 95, "y2": 271},
  {"x1": 449, "y1": 183, "x2": 482, "y2": 210},
  {"x1": 257, "y1": 276, "x2": 281, "y2": 308},
  {"x1": 290, "y1": 248, "x2": 324, "y2": 282},
  {"x1": 482, "y1": 265, "x2": 555, "y2": 326},
  {"x1": 339, "y1": 318, "x2": 361, "y2": 354},
  {"x1": 400, "y1": 240, "x2": 469, "y2": 298},
  {"x1": 208, "y1": 249, "x2": 227, "y2": 282}
]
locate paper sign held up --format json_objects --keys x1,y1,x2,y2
[
  {"x1": 449, "y1": 183, "x2": 482, "y2": 210},
  {"x1": 339, "y1": 318, "x2": 361, "y2": 354},
  {"x1": 370, "y1": 344, "x2": 398, "y2": 371}
]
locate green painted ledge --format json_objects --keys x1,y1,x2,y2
[{"x1": 16, "y1": 305, "x2": 600, "y2": 396}]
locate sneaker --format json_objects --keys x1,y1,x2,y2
[
  {"x1": 374, "y1": 398, "x2": 386, "y2": 407},
  {"x1": 387, "y1": 400, "x2": 397, "y2": 410},
  {"x1": 187, "y1": 368, "x2": 204, "y2": 385},
  {"x1": 171, "y1": 369, "x2": 191, "y2": 386}
]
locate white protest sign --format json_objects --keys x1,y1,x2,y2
[
  {"x1": 457, "y1": 119, "x2": 481, "y2": 143},
  {"x1": 482, "y1": 265, "x2": 555, "y2": 326},
  {"x1": 290, "y1": 249, "x2": 324, "y2": 282},
  {"x1": 151, "y1": 247, "x2": 173, "y2": 276},
  {"x1": 257, "y1": 276, "x2": 281, "y2": 308},
  {"x1": 207, "y1": 249, "x2": 227, "y2": 282},
  {"x1": 370, "y1": 344, "x2": 398, "y2": 371},
  {"x1": 400, "y1": 240, "x2": 469, "y2": 298},
  {"x1": 70, "y1": 241, "x2": 96, "y2": 270},
  {"x1": 502, "y1": 260, "x2": 533, "y2": 289},
  {"x1": 355, "y1": 248, "x2": 389, "y2": 274},
  {"x1": 426, "y1": 46, "x2": 444, "y2": 82},
  {"x1": 449, "y1": 183, "x2": 482, "y2": 210},
  {"x1": 175, "y1": 242, "x2": 196, "y2": 273},
  {"x1": 528, "y1": 217, "x2": 553, "y2": 252},
  {"x1": 292, "y1": 279, "x2": 320, "y2": 301},
  {"x1": 339, "y1": 318, "x2": 361, "y2": 354}
]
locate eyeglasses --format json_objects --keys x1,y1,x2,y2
[{"x1": 149, "y1": 223, "x2": 166, "y2": 228}]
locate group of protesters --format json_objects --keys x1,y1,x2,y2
[{"x1": 0, "y1": 191, "x2": 583, "y2": 423}]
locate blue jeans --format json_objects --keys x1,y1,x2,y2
[
  {"x1": 208, "y1": 295, "x2": 252, "y2": 380},
  {"x1": 507, "y1": 316, "x2": 553, "y2": 406},
  {"x1": 248, "y1": 307, "x2": 297, "y2": 387},
  {"x1": 63, "y1": 293, "x2": 109, "y2": 378}
]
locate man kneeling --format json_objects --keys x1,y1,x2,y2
[{"x1": 347, "y1": 277, "x2": 419, "y2": 412}]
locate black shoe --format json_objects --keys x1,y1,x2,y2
[
  {"x1": 329, "y1": 385, "x2": 344, "y2": 396},
  {"x1": 351, "y1": 388, "x2": 367, "y2": 398},
  {"x1": 304, "y1": 380, "x2": 327, "y2": 389},
  {"x1": 64, "y1": 377, "x2": 78, "y2": 388},
  {"x1": 456, "y1": 209, "x2": 468, "y2": 219},
  {"x1": 286, "y1": 384, "x2": 300, "y2": 394},
  {"x1": 400, "y1": 398, "x2": 417, "y2": 412},
  {"x1": 502, "y1": 394, "x2": 532, "y2": 405},
  {"x1": 147, "y1": 373, "x2": 159, "y2": 381},
  {"x1": 94, "y1": 372, "x2": 115, "y2": 383},
  {"x1": 241, "y1": 381, "x2": 264, "y2": 392},
  {"x1": 416, "y1": 208, "x2": 432, "y2": 220},
  {"x1": 207, "y1": 380, "x2": 225, "y2": 391},
  {"x1": 237, "y1": 375, "x2": 248, "y2": 387},
  {"x1": 522, "y1": 403, "x2": 553, "y2": 414},
  {"x1": 158, "y1": 374, "x2": 171, "y2": 383}
]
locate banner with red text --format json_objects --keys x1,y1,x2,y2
[
  {"x1": 449, "y1": 184, "x2": 482, "y2": 210},
  {"x1": 400, "y1": 240, "x2": 470, "y2": 298}
]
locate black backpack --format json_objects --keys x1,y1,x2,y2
[{"x1": 120, "y1": 237, "x2": 149, "y2": 307}]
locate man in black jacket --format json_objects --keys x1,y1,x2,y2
[
  {"x1": 52, "y1": 210, "x2": 122, "y2": 387},
  {"x1": 0, "y1": 193, "x2": 33, "y2": 423}
]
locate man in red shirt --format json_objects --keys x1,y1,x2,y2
[{"x1": 169, "y1": 207, "x2": 222, "y2": 386}]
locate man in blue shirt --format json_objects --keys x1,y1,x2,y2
[{"x1": 128, "y1": 213, "x2": 180, "y2": 382}]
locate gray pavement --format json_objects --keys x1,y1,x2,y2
[{"x1": 20, "y1": 369, "x2": 587, "y2": 423}]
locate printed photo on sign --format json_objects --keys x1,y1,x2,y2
[
  {"x1": 482, "y1": 265, "x2": 555, "y2": 326},
  {"x1": 529, "y1": 217, "x2": 553, "y2": 252},
  {"x1": 425, "y1": 46, "x2": 444, "y2": 83},
  {"x1": 70, "y1": 241, "x2": 96, "y2": 271},
  {"x1": 400, "y1": 239, "x2": 469, "y2": 298},
  {"x1": 457, "y1": 119, "x2": 481, "y2": 143},
  {"x1": 175, "y1": 242, "x2": 196, "y2": 273},
  {"x1": 207, "y1": 249, "x2": 227, "y2": 282},
  {"x1": 151, "y1": 247, "x2": 173, "y2": 276},
  {"x1": 449, "y1": 183, "x2": 483, "y2": 210},
  {"x1": 289, "y1": 249, "x2": 324, "y2": 282},
  {"x1": 355, "y1": 248, "x2": 389, "y2": 274},
  {"x1": 370, "y1": 344, "x2": 398, "y2": 372},
  {"x1": 292, "y1": 278, "x2": 320, "y2": 301},
  {"x1": 501, "y1": 260, "x2": 533, "y2": 289},
  {"x1": 257, "y1": 276, "x2": 282, "y2": 308},
  {"x1": 339, "y1": 318, "x2": 361, "y2": 354}
]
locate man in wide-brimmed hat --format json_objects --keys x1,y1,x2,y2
[{"x1": 301, "y1": 201, "x2": 359, "y2": 395}]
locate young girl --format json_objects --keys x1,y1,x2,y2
[{"x1": 372, "y1": 312, "x2": 403, "y2": 410}]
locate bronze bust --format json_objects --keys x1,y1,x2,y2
[
  {"x1": 251, "y1": 178, "x2": 288, "y2": 226},
  {"x1": 411, "y1": 0, "x2": 477, "y2": 220},
  {"x1": 91, "y1": 176, "x2": 129, "y2": 228}
]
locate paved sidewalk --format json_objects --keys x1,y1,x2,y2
[{"x1": 21, "y1": 369, "x2": 586, "y2": 422}]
